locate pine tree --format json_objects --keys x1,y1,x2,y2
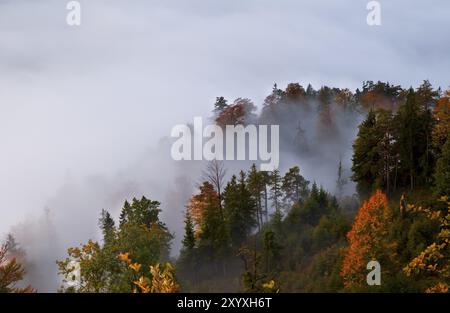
[
  {"x1": 269, "y1": 169, "x2": 283, "y2": 213},
  {"x1": 182, "y1": 212, "x2": 196, "y2": 252},
  {"x1": 99, "y1": 209, "x2": 115, "y2": 244},
  {"x1": 214, "y1": 96, "x2": 228, "y2": 113},
  {"x1": 179, "y1": 211, "x2": 197, "y2": 278},
  {"x1": 247, "y1": 164, "x2": 264, "y2": 230},
  {"x1": 282, "y1": 166, "x2": 309, "y2": 207},
  {"x1": 374, "y1": 109, "x2": 395, "y2": 194},
  {"x1": 336, "y1": 160, "x2": 347, "y2": 198},
  {"x1": 416, "y1": 80, "x2": 438, "y2": 184}
]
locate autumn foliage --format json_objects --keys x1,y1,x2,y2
[
  {"x1": 341, "y1": 190, "x2": 393, "y2": 288},
  {"x1": 187, "y1": 182, "x2": 220, "y2": 236},
  {"x1": 0, "y1": 243, "x2": 34, "y2": 293},
  {"x1": 403, "y1": 196, "x2": 450, "y2": 292}
]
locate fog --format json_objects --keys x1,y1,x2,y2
[{"x1": 0, "y1": 0, "x2": 449, "y2": 291}]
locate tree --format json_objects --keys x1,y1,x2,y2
[
  {"x1": 223, "y1": 172, "x2": 257, "y2": 249},
  {"x1": 352, "y1": 110, "x2": 381, "y2": 196},
  {"x1": 335, "y1": 160, "x2": 347, "y2": 199},
  {"x1": 432, "y1": 90, "x2": 450, "y2": 151},
  {"x1": 247, "y1": 164, "x2": 265, "y2": 230},
  {"x1": 374, "y1": 109, "x2": 395, "y2": 194},
  {"x1": 433, "y1": 135, "x2": 450, "y2": 196},
  {"x1": 295, "y1": 183, "x2": 328, "y2": 226},
  {"x1": 285, "y1": 83, "x2": 306, "y2": 102},
  {"x1": 190, "y1": 182, "x2": 229, "y2": 264},
  {"x1": 182, "y1": 212, "x2": 196, "y2": 252},
  {"x1": 58, "y1": 197, "x2": 173, "y2": 293},
  {"x1": 213, "y1": 96, "x2": 228, "y2": 113},
  {"x1": 341, "y1": 190, "x2": 394, "y2": 289},
  {"x1": 177, "y1": 211, "x2": 197, "y2": 283},
  {"x1": 282, "y1": 166, "x2": 310, "y2": 207},
  {"x1": 403, "y1": 196, "x2": 450, "y2": 292},
  {"x1": 263, "y1": 229, "x2": 282, "y2": 273},
  {"x1": 269, "y1": 169, "x2": 283, "y2": 213},
  {"x1": 99, "y1": 209, "x2": 115, "y2": 244},
  {"x1": 120, "y1": 252, "x2": 179, "y2": 293},
  {"x1": 238, "y1": 243, "x2": 280, "y2": 293},
  {"x1": 202, "y1": 160, "x2": 227, "y2": 218},
  {"x1": 415, "y1": 80, "x2": 438, "y2": 184},
  {"x1": 187, "y1": 181, "x2": 221, "y2": 236},
  {"x1": 0, "y1": 242, "x2": 34, "y2": 293},
  {"x1": 393, "y1": 89, "x2": 426, "y2": 190},
  {"x1": 215, "y1": 98, "x2": 256, "y2": 126}
]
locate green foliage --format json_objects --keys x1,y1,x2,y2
[
  {"x1": 55, "y1": 80, "x2": 450, "y2": 293},
  {"x1": 223, "y1": 172, "x2": 257, "y2": 249},
  {"x1": 433, "y1": 135, "x2": 450, "y2": 196},
  {"x1": 282, "y1": 166, "x2": 309, "y2": 206},
  {"x1": 352, "y1": 110, "x2": 380, "y2": 197},
  {"x1": 57, "y1": 197, "x2": 173, "y2": 293}
]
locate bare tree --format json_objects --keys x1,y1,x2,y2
[{"x1": 202, "y1": 160, "x2": 227, "y2": 216}]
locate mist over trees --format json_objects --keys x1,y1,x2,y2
[{"x1": 2, "y1": 80, "x2": 449, "y2": 293}]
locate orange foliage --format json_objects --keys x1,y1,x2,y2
[
  {"x1": 215, "y1": 98, "x2": 254, "y2": 127},
  {"x1": 187, "y1": 182, "x2": 219, "y2": 236},
  {"x1": 359, "y1": 91, "x2": 397, "y2": 111},
  {"x1": 341, "y1": 190, "x2": 393, "y2": 288},
  {"x1": 432, "y1": 90, "x2": 450, "y2": 149}
]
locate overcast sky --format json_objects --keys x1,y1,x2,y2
[{"x1": 0, "y1": 0, "x2": 449, "y2": 260}]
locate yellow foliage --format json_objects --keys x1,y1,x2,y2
[
  {"x1": 425, "y1": 283, "x2": 449, "y2": 293},
  {"x1": 129, "y1": 263, "x2": 142, "y2": 272},
  {"x1": 118, "y1": 252, "x2": 131, "y2": 264},
  {"x1": 403, "y1": 196, "x2": 450, "y2": 291}
]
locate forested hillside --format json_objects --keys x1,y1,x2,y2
[{"x1": 2, "y1": 80, "x2": 449, "y2": 293}]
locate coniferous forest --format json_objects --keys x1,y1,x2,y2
[{"x1": 1, "y1": 80, "x2": 450, "y2": 293}]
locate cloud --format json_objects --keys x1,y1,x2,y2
[{"x1": 0, "y1": 0, "x2": 448, "y2": 291}]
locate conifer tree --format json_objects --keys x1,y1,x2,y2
[
  {"x1": 352, "y1": 110, "x2": 380, "y2": 196},
  {"x1": 182, "y1": 212, "x2": 196, "y2": 252},
  {"x1": 213, "y1": 96, "x2": 228, "y2": 113},
  {"x1": 99, "y1": 209, "x2": 115, "y2": 244},
  {"x1": 282, "y1": 166, "x2": 309, "y2": 207},
  {"x1": 223, "y1": 172, "x2": 256, "y2": 249},
  {"x1": 269, "y1": 169, "x2": 283, "y2": 213},
  {"x1": 247, "y1": 164, "x2": 265, "y2": 230},
  {"x1": 393, "y1": 89, "x2": 425, "y2": 190}
]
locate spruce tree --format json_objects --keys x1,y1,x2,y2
[
  {"x1": 182, "y1": 212, "x2": 196, "y2": 252},
  {"x1": 269, "y1": 169, "x2": 283, "y2": 213},
  {"x1": 352, "y1": 110, "x2": 380, "y2": 196},
  {"x1": 247, "y1": 164, "x2": 264, "y2": 230},
  {"x1": 99, "y1": 209, "x2": 115, "y2": 244},
  {"x1": 223, "y1": 172, "x2": 256, "y2": 249}
]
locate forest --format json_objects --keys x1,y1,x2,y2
[{"x1": 1, "y1": 80, "x2": 449, "y2": 293}]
